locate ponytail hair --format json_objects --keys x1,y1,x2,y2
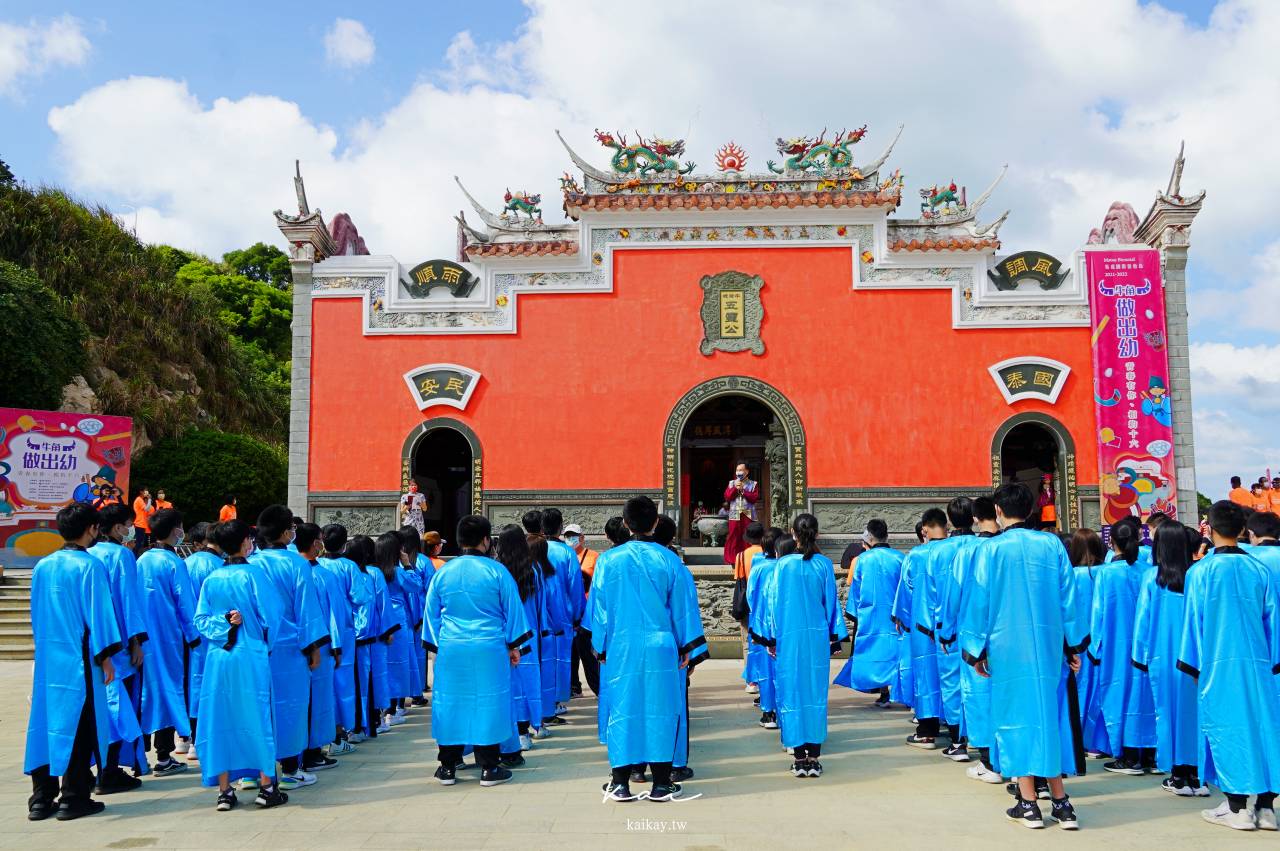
[
  {"x1": 792, "y1": 512, "x2": 820, "y2": 561},
  {"x1": 527, "y1": 532, "x2": 554, "y2": 577},
  {"x1": 1110, "y1": 520, "x2": 1139, "y2": 565}
]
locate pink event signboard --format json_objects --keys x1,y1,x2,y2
[{"x1": 1086, "y1": 248, "x2": 1177, "y2": 525}]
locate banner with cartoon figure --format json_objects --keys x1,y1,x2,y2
[
  {"x1": 0, "y1": 408, "x2": 132, "y2": 567},
  {"x1": 1086, "y1": 249, "x2": 1177, "y2": 524}
]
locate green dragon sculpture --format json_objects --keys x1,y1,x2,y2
[
  {"x1": 767, "y1": 126, "x2": 867, "y2": 175},
  {"x1": 595, "y1": 129, "x2": 694, "y2": 176}
]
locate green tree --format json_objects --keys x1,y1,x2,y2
[
  {"x1": 0, "y1": 260, "x2": 87, "y2": 409},
  {"x1": 132, "y1": 430, "x2": 287, "y2": 524},
  {"x1": 0, "y1": 159, "x2": 13, "y2": 186},
  {"x1": 176, "y1": 258, "x2": 292, "y2": 368},
  {"x1": 1197, "y1": 491, "x2": 1211, "y2": 517},
  {"x1": 223, "y1": 242, "x2": 292, "y2": 289}
]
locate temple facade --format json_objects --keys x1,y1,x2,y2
[{"x1": 276, "y1": 126, "x2": 1201, "y2": 555}]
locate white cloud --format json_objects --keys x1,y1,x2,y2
[
  {"x1": 1191, "y1": 341, "x2": 1280, "y2": 408},
  {"x1": 1190, "y1": 340, "x2": 1280, "y2": 496},
  {"x1": 323, "y1": 18, "x2": 374, "y2": 69},
  {"x1": 1191, "y1": 408, "x2": 1280, "y2": 499},
  {"x1": 41, "y1": 0, "x2": 1280, "y2": 493},
  {"x1": 0, "y1": 14, "x2": 90, "y2": 99}
]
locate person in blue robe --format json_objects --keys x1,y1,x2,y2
[
  {"x1": 193, "y1": 519, "x2": 288, "y2": 811},
  {"x1": 1090, "y1": 519, "x2": 1157, "y2": 773},
  {"x1": 834, "y1": 520, "x2": 905, "y2": 706},
  {"x1": 959, "y1": 483, "x2": 1085, "y2": 830},
  {"x1": 893, "y1": 508, "x2": 948, "y2": 748},
  {"x1": 1064, "y1": 528, "x2": 1105, "y2": 758},
  {"x1": 181, "y1": 522, "x2": 225, "y2": 760},
  {"x1": 493, "y1": 525, "x2": 544, "y2": 763},
  {"x1": 340, "y1": 534, "x2": 382, "y2": 742},
  {"x1": 398, "y1": 527, "x2": 433, "y2": 703},
  {"x1": 25, "y1": 504, "x2": 124, "y2": 821},
  {"x1": 1180, "y1": 501, "x2": 1280, "y2": 831},
  {"x1": 423, "y1": 514, "x2": 530, "y2": 789},
  {"x1": 653, "y1": 514, "x2": 708, "y2": 783},
  {"x1": 921, "y1": 498, "x2": 983, "y2": 760},
  {"x1": 318, "y1": 524, "x2": 370, "y2": 752},
  {"x1": 587, "y1": 497, "x2": 705, "y2": 802},
  {"x1": 87, "y1": 503, "x2": 149, "y2": 793},
  {"x1": 375, "y1": 532, "x2": 414, "y2": 723},
  {"x1": 248, "y1": 505, "x2": 329, "y2": 789},
  {"x1": 529, "y1": 529, "x2": 569, "y2": 728},
  {"x1": 135, "y1": 507, "x2": 200, "y2": 777},
  {"x1": 1132, "y1": 520, "x2": 1204, "y2": 795},
  {"x1": 1244, "y1": 511, "x2": 1280, "y2": 600},
  {"x1": 938, "y1": 497, "x2": 1001, "y2": 783},
  {"x1": 543, "y1": 509, "x2": 583, "y2": 713},
  {"x1": 295, "y1": 523, "x2": 342, "y2": 772},
  {"x1": 749, "y1": 529, "x2": 786, "y2": 729},
  {"x1": 756, "y1": 513, "x2": 846, "y2": 778}
]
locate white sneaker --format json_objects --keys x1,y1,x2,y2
[
  {"x1": 328, "y1": 740, "x2": 356, "y2": 756},
  {"x1": 519, "y1": 734, "x2": 533, "y2": 751},
  {"x1": 385, "y1": 713, "x2": 407, "y2": 727},
  {"x1": 531, "y1": 726, "x2": 549, "y2": 739},
  {"x1": 393, "y1": 706, "x2": 408, "y2": 718},
  {"x1": 187, "y1": 746, "x2": 198, "y2": 761},
  {"x1": 745, "y1": 683, "x2": 759, "y2": 695},
  {"x1": 1258, "y1": 808, "x2": 1278, "y2": 831},
  {"x1": 238, "y1": 777, "x2": 260, "y2": 791},
  {"x1": 375, "y1": 722, "x2": 391, "y2": 734},
  {"x1": 966, "y1": 763, "x2": 1003, "y2": 784},
  {"x1": 285, "y1": 770, "x2": 317, "y2": 789},
  {"x1": 556, "y1": 701, "x2": 568, "y2": 714},
  {"x1": 1202, "y1": 801, "x2": 1257, "y2": 831},
  {"x1": 174, "y1": 738, "x2": 191, "y2": 755},
  {"x1": 347, "y1": 731, "x2": 366, "y2": 743}
]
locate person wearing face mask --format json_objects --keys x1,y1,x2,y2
[
  {"x1": 88, "y1": 503, "x2": 149, "y2": 794},
  {"x1": 247, "y1": 505, "x2": 330, "y2": 792},
  {"x1": 175, "y1": 523, "x2": 225, "y2": 762},
  {"x1": 722, "y1": 463, "x2": 759, "y2": 566},
  {"x1": 135, "y1": 508, "x2": 200, "y2": 777},
  {"x1": 564, "y1": 524, "x2": 600, "y2": 697}
]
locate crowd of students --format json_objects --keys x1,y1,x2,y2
[{"x1": 22, "y1": 483, "x2": 1280, "y2": 834}]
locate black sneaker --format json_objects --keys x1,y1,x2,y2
[
  {"x1": 670, "y1": 766, "x2": 694, "y2": 783},
  {"x1": 153, "y1": 757, "x2": 188, "y2": 777},
  {"x1": 303, "y1": 755, "x2": 338, "y2": 771},
  {"x1": 1103, "y1": 759, "x2": 1144, "y2": 776},
  {"x1": 571, "y1": 686, "x2": 583, "y2": 697},
  {"x1": 602, "y1": 781, "x2": 635, "y2": 802},
  {"x1": 216, "y1": 789, "x2": 237, "y2": 812},
  {"x1": 411, "y1": 696, "x2": 429, "y2": 707},
  {"x1": 759, "y1": 712, "x2": 779, "y2": 729},
  {"x1": 27, "y1": 801, "x2": 55, "y2": 822},
  {"x1": 543, "y1": 715, "x2": 567, "y2": 726},
  {"x1": 752, "y1": 697, "x2": 761, "y2": 707},
  {"x1": 95, "y1": 767, "x2": 143, "y2": 795},
  {"x1": 1006, "y1": 780, "x2": 1051, "y2": 800},
  {"x1": 1051, "y1": 797, "x2": 1079, "y2": 830},
  {"x1": 55, "y1": 799, "x2": 106, "y2": 821},
  {"x1": 254, "y1": 785, "x2": 288, "y2": 808},
  {"x1": 480, "y1": 766, "x2": 513, "y2": 787},
  {"x1": 791, "y1": 760, "x2": 808, "y2": 777},
  {"x1": 873, "y1": 692, "x2": 892, "y2": 708},
  {"x1": 806, "y1": 761, "x2": 823, "y2": 778},
  {"x1": 905, "y1": 734, "x2": 937, "y2": 749},
  {"x1": 942, "y1": 743, "x2": 971, "y2": 762},
  {"x1": 499, "y1": 753, "x2": 526, "y2": 768},
  {"x1": 434, "y1": 765, "x2": 457, "y2": 786},
  {"x1": 1006, "y1": 798, "x2": 1046, "y2": 829},
  {"x1": 630, "y1": 767, "x2": 650, "y2": 784},
  {"x1": 648, "y1": 782, "x2": 682, "y2": 802}
]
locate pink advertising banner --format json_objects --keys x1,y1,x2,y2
[{"x1": 1086, "y1": 248, "x2": 1177, "y2": 525}]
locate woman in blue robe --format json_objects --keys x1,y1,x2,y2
[
  {"x1": 757, "y1": 514, "x2": 846, "y2": 778},
  {"x1": 892, "y1": 510, "x2": 948, "y2": 746},
  {"x1": 342, "y1": 535, "x2": 383, "y2": 740},
  {"x1": 1089, "y1": 519, "x2": 1157, "y2": 772},
  {"x1": 423, "y1": 515, "x2": 530, "y2": 786},
  {"x1": 295, "y1": 523, "x2": 342, "y2": 764},
  {"x1": 1133, "y1": 520, "x2": 1204, "y2": 794},
  {"x1": 25, "y1": 504, "x2": 124, "y2": 821},
  {"x1": 748, "y1": 529, "x2": 784, "y2": 728},
  {"x1": 494, "y1": 525, "x2": 544, "y2": 760},
  {"x1": 183, "y1": 522, "x2": 225, "y2": 753},
  {"x1": 318, "y1": 525, "x2": 369, "y2": 746},
  {"x1": 1180, "y1": 501, "x2": 1280, "y2": 831},
  {"x1": 545, "y1": 513, "x2": 582, "y2": 709},
  {"x1": 193, "y1": 520, "x2": 285, "y2": 810},
  {"x1": 530, "y1": 532, "x2": 568, "y2": 725},
  {"x1": 375, "y1": 533, "x2": 414, "y2": 716},
  {"x1": 399, "y1": 527, "x2": 433, "y2": 701},
  {"x1": 834, "y1": 521, "x2": 905, "y2": 704},
  {"x1": 1065, "y1": 528, "x2": 1104, "y2": 753}
]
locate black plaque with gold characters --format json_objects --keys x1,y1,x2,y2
[
  {"x1": 404, "y1": 259, "x2": 478, "y2": 298},
  {"x1": 988, "y1": 357, "x2": 1071, "y2": 404},
  {"x1": 987, "y1": 251, "x2": 1069, "y2": 291},
  {"x1": 403, "y1": 363, "x2": 481, "y2": 411},
  {"x1": 699, "y1": 270, "x2": 765, "y2": 355}
]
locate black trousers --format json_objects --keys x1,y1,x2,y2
[
  {"x1": 439, "y1": 744, "x2": 498, "y2": 769},
  {"x1": 150, "y1": 727, "x2": 176, "y2": 761},
  {"x1": 613, "y1": 762, "x2": 672, "y2": 786},
  {"x1": 915, "y1": 717, "x2": 940, "y2": 738},
  {"x1": 30, "y1": 692, "x2": 98, "y2": 808},
  {"x1": 794, "y1": 743, "x2": 822, "y2": 759},
  {"x1": 571, "y1": 629, "x2": 600, "y2": 695}
]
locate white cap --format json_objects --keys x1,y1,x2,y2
[{"x1": 563, "y1": 523, "x2": 583, "y2": 536}]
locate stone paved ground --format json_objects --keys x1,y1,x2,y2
[{"x1": 0, "y1": 660, "x2": 1235, "y2": 850}]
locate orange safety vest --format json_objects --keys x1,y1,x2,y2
[
  {"x1": 734, "y1": 544, "x2": 763, "y2": 581},
  {"x1": 219, "y1": 504, "x2": 237, "y2": 522}
]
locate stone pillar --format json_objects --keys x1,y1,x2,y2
[{"x1": 276, "y1": 211, "x2": 335, "y2": 518}]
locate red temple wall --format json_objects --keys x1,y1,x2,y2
[{"x1": 308, "y1": 245, "x2": 1098, "y2": 493}]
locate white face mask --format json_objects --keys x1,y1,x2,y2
[
  {"x1": 564, "y1": 535, "x2": 581, "y2": 549},
  {"x1": 120, "y1": 525, "x2": 136, "y2": 543}
]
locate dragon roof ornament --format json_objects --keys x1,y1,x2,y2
[{"x1": 454, "y1": 176, "x2": 567, "y2": 240}]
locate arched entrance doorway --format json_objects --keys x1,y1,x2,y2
[
  {"x1": 402, "y1": 418, "x2": 481, "y2": 556},
  {"x1": 991, "y1": 413, "x2": 1079, "y2": 531},
  {"x1": 662, "y1": 377, "x2": 806, "y2": 543}
]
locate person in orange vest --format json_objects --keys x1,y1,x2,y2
[
  {"x1": 154, "y1": 489, "x2": 173, "y2": 513},
  {"x1": 218, "y1": 495, "x2": 237, "y2": 523},
  {"x1": 1037, "y1": 474, "x2": 1058, "y2": 531},
  {"x1": 1250, "y1": 483, "x2": 1270, "y2": 513},
  {"x1": 422, "y1": 531, "x2": 446, "y2": 569},
  {"x1": 734, "y1": 522, "x2": 766, "y2": 693},
  {"x1": 132, "y1": 488, "x2": 155, "y2": 553},
  {"x1": 564, "y1": 524, "x2": 599, "y2": 697},
  {"x1": 1228, "y1": 476, "x2": 1253, "y2": 509}
]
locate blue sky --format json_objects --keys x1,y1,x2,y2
[{"x1": 1, "y1": 0, "x2": 1275, "y2": 499}]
